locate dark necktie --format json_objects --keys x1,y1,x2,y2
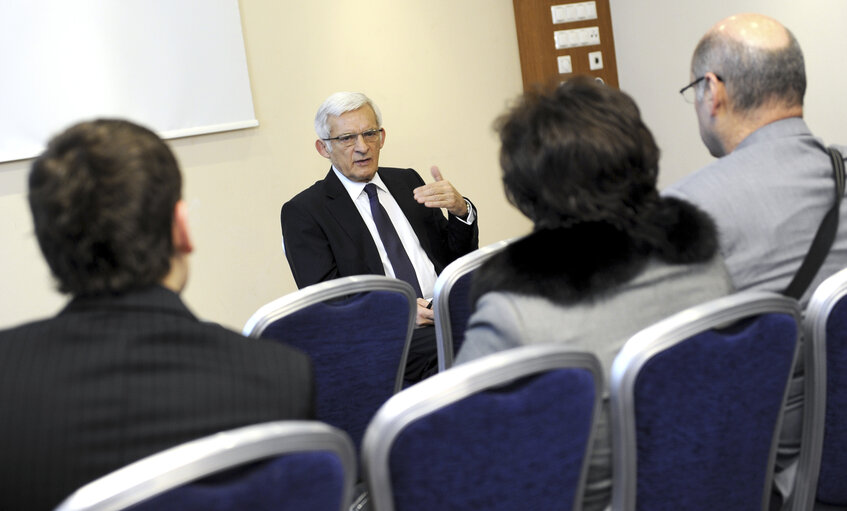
[{"x1": 364, "y1": 183, "x2": 423, "y2": 297}]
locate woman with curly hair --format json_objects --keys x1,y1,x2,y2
[{"x1": 455, "y1": 76, "x2": 732, "y2": 510}]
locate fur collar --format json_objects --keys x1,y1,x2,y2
[{"x1": 470, "y1": 197, "x2": 718, "y2": 306}]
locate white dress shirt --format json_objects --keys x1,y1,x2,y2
[{"x1": 332, "y1": 167, "x2": 474, "y2": 298}]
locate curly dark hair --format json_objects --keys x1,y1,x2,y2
[
  {"x1": 28, "y1": 119, "x2": 181, "y2": 295},
  {"x1": 496, "y1": 76, "x2": 661, "y2": 232}
]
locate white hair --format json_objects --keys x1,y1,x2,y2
[{"x1": 314, "y1": 91, "x2": 383, "y2": 140}]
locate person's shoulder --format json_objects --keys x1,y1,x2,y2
[
  {"x1": 379, "y1": 166, "x2": 416, "y2": 174},
  {"x1": 641, "y1": 247, "x2": 733, "y2": 298},
  {"x1": 475, "y1": 290, "x2": 556, "y2": 319},
  {"x1": 168, "y1": 319, "x2": 314, "y2": 415},
  {"x1": 196, "y1": 320, "x2": 310, "y2": 362},
  {"x1": 0, "y1": 317, "x2": 55, "y2": 346},
  {"x1": 831, "y1": 143, "x2": 847, "y2": 156},
  {"x1": 474, "y1": 289, "x2": 518, "y2": 311},
  {"x1": 191, "y1": 321, "x2": 314, "y2": 386},
  {"x1": 664, "y1": 155, "x2": 733, "y2": 193},
  {"x1": 284, "y1": 177, "x2": 328, "y2": 207},
  {"x1": 378, "y1": 166, "x2": 423, "y2": 184}
]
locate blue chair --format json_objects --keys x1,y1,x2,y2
[
  {"x1": 362, "y1": 344, "x2": 602, "y2": 511},
  {"x1": 54, "y1": 421, "x2": 356, "y2": 511},
  {"x1": 243, "y1": 275, "x2": 416, "y2": 450},
  {"x1": 431, "y1": 238, "x2": 517, "y2": 371},
  {"x1": 794, "y1": 267, "x2": 847, "y2": 510},
  {"x1": 610, "y1": 291, "x2": 802, "y2": 511}
]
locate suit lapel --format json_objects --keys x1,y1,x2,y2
[{"x1": 321, "y1": 169, "x2": 384, "y2": 274}]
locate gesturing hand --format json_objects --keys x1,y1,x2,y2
[{"x1": 413, "y1": 166, "x2": 469, "y2": 218}]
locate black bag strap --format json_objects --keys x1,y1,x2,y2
[{"x1": 783, "y1": 147, "x2": 845, "y2": 299}]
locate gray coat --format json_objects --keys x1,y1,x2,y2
[{"x1": 456, "y1": 197, "x2": 732, "y2": 511}]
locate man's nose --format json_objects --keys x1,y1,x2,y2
[{"x1": 353, "y1": 133, "x2": 369, "y2": 152}]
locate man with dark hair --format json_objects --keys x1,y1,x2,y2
[
  {"x1": 0, "y1": 119, "x2": 314, "y2": 510},
  {"x1": 665, "y1": 13, "x2": 847, "y2": 508},
  {"x1": 282, "y1": 92, "x2": 479, "y2": 381}
]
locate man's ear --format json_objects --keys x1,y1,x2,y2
[
  {"x1": 172, "y1": 200, "x2": 194, "y2": 255},
  {"x1": 316, "y1": 139, "x2": 331, "y2": 158},
  {"x1": 704, "y1": 72, "x2": 726, "y2": 116}
]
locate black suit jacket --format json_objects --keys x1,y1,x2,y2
[
  {"x1": 0, "y1": 286, "x2": 314, "y2": 511},
  {"x1": 281, "y1": 167, "x2": 479, "y2": 288}
]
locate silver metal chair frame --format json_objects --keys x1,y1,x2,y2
[
  {"x1": 362, "y1": 344, "x2": 603, "y2": 511},
  {"x1": 609, "y1": 291, "x2": 802, "y2": 511},
  {"x1": 792, "y1": 268, "x2": 847, "y2": 510},
  {"x1": 55, "y1": 421, "x2": 357, "y2": 511},
  {"x1": 243, "y1": 275, "x2": 417, "y2": 393},
  {"x1": 432, "y1": 237, "x2": 518, "y2": 371}
]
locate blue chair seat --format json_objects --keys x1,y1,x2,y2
[
  {"x1": 243, "y1": 275, "x2": 417, "y2": 450},
  {"x1": 55, "y1": 421, "x2": 356, "y2": 511},
  {"x1": 610, "y1": 291, "x2": 802, "y2": 511},
  {"x1": 363, "y1": 344, "x2": 602, "y2": 511}
]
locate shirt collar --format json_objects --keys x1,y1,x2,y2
[{"x1": 332, "y1": 166, "x2": 388, "y2": 201}]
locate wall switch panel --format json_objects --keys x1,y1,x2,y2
[
  {"x1": 554, "y1": 26, "x2": 600, "y2": 49},
  {"x1": 514, "y1": 0, "x2": 618, "y2": 91},
  {"x1": 551, "y1": 2, "x2": 598, "y2": 24}
]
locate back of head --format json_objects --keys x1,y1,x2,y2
[
  {"x1": 29, "y1": 119, "x2": 181, "y2": 296},
  {"x1": 497, "y1": 76, "x2": 660, "y2": 230},
  {"x1": 692, "y1": 13, "x2": 805, "y2": 113},
  {"x1": 314, "y1": 91, "x2": 383, "y2": 139}
]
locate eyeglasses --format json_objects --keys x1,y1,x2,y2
[
  {"x1": 679, "y1": 74, "x2": 723, "y2": 103},
  {"x1": 322, "y1": 128, "x2": 383, "y2": 148}
]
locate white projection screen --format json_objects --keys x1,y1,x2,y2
[{"x1": 0, "y1": 0, "x2": 258, "y2": 163}]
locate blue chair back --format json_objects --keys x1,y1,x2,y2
[
  {"x1": 610, "y1": 292, "x2": 801, "y2": 511},
  {"x1": 362, "y1": 345, "x2": 602, "y2": 511},
  {"x1": 243, "y1": 276, "x2": 416, "y2": 449},
  {"x1": 794, "y1": 267, "x2": 847, "y2": 509},
  {"x1": 432, "y1": 238, "x2": 516, "y2": 371},
  {"x1": 55, "y1": 421, "x2": 356, "y2": 511}
]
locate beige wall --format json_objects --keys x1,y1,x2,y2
[
  {"x1": 0, "y1": 1, "x2": 530, "y2": 330},
  {"x1": 610, "y1": 0, "x2": 847, "y2": 189},
  {"x1": 2, "y1": 0, "x2": 846, "y2": 330}
]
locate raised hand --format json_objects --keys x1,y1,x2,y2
[{"x1": 413, "y1": 166, "x2": 468, "y2": 218}]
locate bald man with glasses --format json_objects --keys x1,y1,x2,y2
[
  {"x1": 667, "y1": 13, "x2": 847, "y2": 306},
  {"x1": 665, "y1": 14, "x2": 847, "y2": 509},
  {"x1": 281, "y1": 91, "x2": 479, "y2": 382}
]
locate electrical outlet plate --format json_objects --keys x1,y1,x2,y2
[{"x1": 588, "y1": 51, "x2": 603, "y2": 70}]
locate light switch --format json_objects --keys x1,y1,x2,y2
[
  {"x1": 554, "y1": 30, "x2": 570, "y2": 49},
  {"x1": 557, "y1": 55, "x2": 573, "y2": 74},
  {"x1": 576, "y1": 4, "x2": 586, "y2": 19},
  {"x1": 551, "y1": 5, "x2": 568, "y2": 24}
]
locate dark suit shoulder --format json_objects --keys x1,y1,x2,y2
[
  {"x1": 378, "y1": 166, "x2": 425, "y2": 186},
  {"x1": 0, "y1": 304, "x2": 315, "y2": 510},
  {"x1": 282, "y1": 178, "x2": 327, "y2": 210},
  {"x1": 192, "y1": 318, "x2": 311, "y2": 362},
  {"x1": 0, "y1": 307, "x2": 312, "y2": 393}
]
